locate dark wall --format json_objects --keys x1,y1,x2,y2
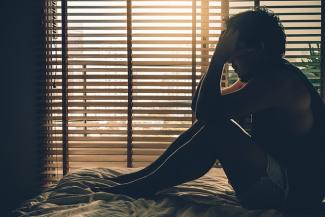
[{"x1": 0, "y1": 0, "x2": 44, "y2": 215}]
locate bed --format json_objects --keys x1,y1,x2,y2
[{"x1": 14, "y1": 167, "x2": 325, "y2": 217}]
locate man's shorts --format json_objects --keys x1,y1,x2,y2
[{"x1": 233, "y1": 153, "x2": 289, "y2": 209}]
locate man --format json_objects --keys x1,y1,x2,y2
[{"x1": 99, "y1": 8, "x2": 325, "y2": 211}]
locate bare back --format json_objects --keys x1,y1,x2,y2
[{"x1": 250, "y1": 59, "x2": 325, "y2": 168}]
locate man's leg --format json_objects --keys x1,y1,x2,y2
[
  {"x1": 216, "y1": 120, "x2": 268, "y2": 195},
  {"x1": 99, "y1": 119, "x2": 268, "y2": 200},
  {"x1": 110, "y1": 120, "x2": 205, "y2": 183}
]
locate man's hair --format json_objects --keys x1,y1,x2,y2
[{"x1": 225, "y1": 7, "x2": 286, "y2": 59}]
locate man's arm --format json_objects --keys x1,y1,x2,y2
[
  {"x1": 194, "y1": 29, "x2": 238, "y2": 121},
  {"x1": 192, "y1": 78, "x2": 246, "y2": 112},
  {"x1": 191, "y1": 73, "x2": 207, "y2": 112},
  {"x1": 194, "y1": 56, "x2": 225, "y2": 120},
  {"x1": 195, "y1": 70, "x2": 290, "y2": 124},
  {"x1": 221, "y1": 79, "x2": 247, "y2": 95}
]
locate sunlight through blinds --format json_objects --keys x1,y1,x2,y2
[
  {"x1": 43, "y1": 0, "x2": 224, "y2": 185},
  {"x1": 44, "y1": 0, "x2": 64, "y2": 184},
  {"x1": 131, "y1": 0, "x2": 223, "y2": 167}
]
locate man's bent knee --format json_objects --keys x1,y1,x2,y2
[{"x1": 204, "y1": 119, "x2": 249, "y2": 138}]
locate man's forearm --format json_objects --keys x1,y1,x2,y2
[
  {"x1": 195, "y1": 55, "x2": 225, "y2": 119},
  {"x1": 191, "y1": 72, "x2": 207, "y2": 112}
]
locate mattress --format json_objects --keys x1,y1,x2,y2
[{"x1": 14, "y1": 167, "x2": 325, "y2": 217}]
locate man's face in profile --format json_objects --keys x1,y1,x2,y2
[{"x1": 228, "y1": 41, "x2": 262, "y2": 83}]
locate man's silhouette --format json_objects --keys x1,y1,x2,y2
[{"x1": 98, "y1": 8, "x2": 325, "y2": 211}]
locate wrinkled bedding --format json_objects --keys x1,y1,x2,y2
[{"x1": 14, "y1": 168, "x2": 325, "y2": 217}]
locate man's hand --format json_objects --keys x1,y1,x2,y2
[{"x1": 213, "y1": 28, "x2": 240, "y2": 63}]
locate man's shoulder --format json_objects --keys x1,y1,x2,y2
[
  {"x1": 250, "y1": 65, "x2": 292, "y2": 90},
  {"x1": 273, "y1": 63, "x2": 311, "y2": 109},
  {"x1": 263, "y1": 61, "x2": 303, "y2": 89},
  {"x1": 250, "y1": 61, "x2": 310, "y2": 107}
]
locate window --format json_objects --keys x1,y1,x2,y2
[{"x1": 43, "y1": 0, "x2": 322, "y2": 186}]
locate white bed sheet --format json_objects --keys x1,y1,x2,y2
[{"x1": 14, "y1": 168, "x2": 325, "y2": 217}]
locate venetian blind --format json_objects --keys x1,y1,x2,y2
[{"x1": 43, "y1": 0, "x2": 226, "y2": 185}]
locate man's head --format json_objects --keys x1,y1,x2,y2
[{"x1": 225, "y1": 8, "x2": 286, "y2": 82}]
